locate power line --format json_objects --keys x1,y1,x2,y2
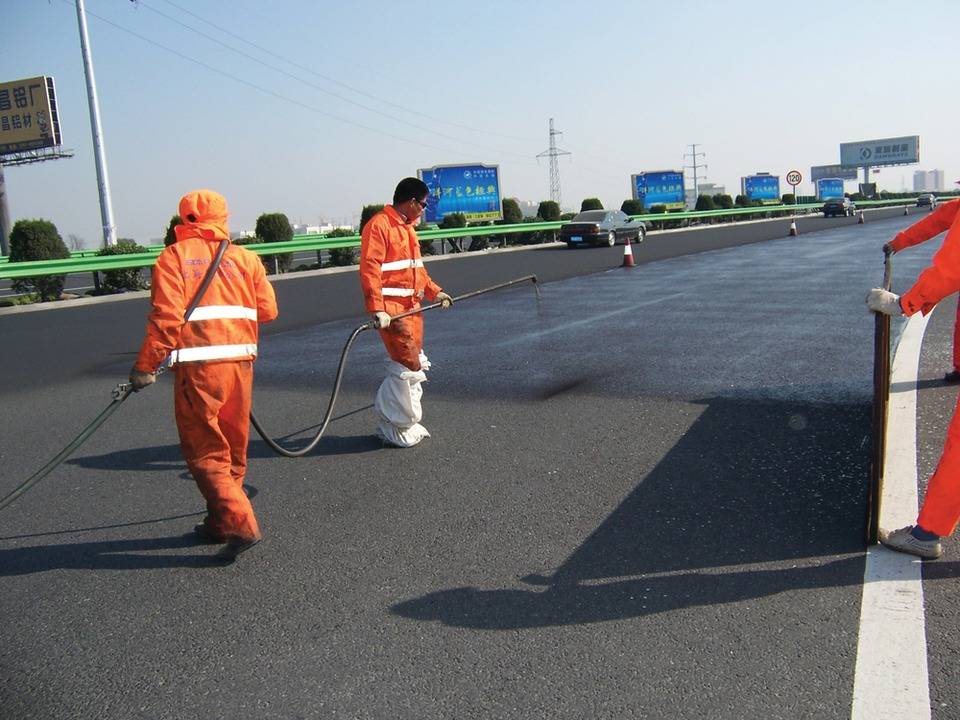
[
  {"x1": 64, "y1": 1, "x2": 531, "y2": 163},
  {"x1": 150, "y1": 0, "x2": 538, "y2": 144},
  {"x1": 127, "y1": 0, "x2": 536, "y2": 163}
]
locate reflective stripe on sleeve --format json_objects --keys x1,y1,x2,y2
[
  {"x1": 169, "y1": 343, "x2": 258, "y2": 364},
  {"x1": 186, "y1": 305, "x2": 258, "y2": 322},
  {"x1": 380, "y1": 259, "x2": 424, "y2": 272},
  {"x1": 381, "y1": 287, "x2": 415, "y2": 297}
]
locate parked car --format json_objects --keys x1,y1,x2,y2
[
  {"x1": 560, "y1": 210, "x2": 646, "y2": 248},
  {"x1": 916, "y1": 193, "x2": 937, "y2": 208},
  {"x1": 822, "y1": 197, "x2": 856, "y2": 217}
]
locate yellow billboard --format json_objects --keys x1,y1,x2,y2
[{"x1": 0, "y1": 76, "x2": 61, "y2": 156}]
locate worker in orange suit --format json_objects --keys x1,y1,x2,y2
[
  {"x1": 883, "y1": 198, "x2": 960, "y2": 382},
  {"x1": 360, "y1": 177, "x2": 452, "y2": 447},
  {"x1": 868, "y1": 198, "x2": 960, "y2": 559},
  {"x1": 129, "y1": 189, "x2": 278, "y2": 561}
]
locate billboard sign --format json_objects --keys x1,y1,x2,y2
[
  {"x1": 417, "y1": 163, "x2": 502, "y2": 224},
  {"x1": 741, "y1": 174, "x2": 780, "y2": 204},
  {"x1": 811, "y1": 163, "x2": 858, "y2": 182},
  {"x1": 0, "y1": 76, "x2": 61, "y2": 156},
  {"x1": 816, "y1": 178, "x2": 845, "y2": 201},
  {"x1": 840, "y1": 135, "x2": 919, "y2": 168},
  {"x1": 631, "y1": 170, "x2": 686, "y2": 210}
]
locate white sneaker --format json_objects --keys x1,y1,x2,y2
[{"x1": 879, "y1": 526, "x2": 942, "y2": 560}]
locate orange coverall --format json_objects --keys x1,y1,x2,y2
[
  {"x1": 889, "y1": 200, "x2": 960, "y2": 372},
  {"x1": 898, "y1": 199, "x2": 960, "y2": 535},
  {"x1": 134, "y1": 190, "x2": 278, "y2": 543},
  {"x1": 359, "y1": 205, "x2": 443, "y2": 370}
]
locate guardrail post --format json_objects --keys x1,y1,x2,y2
[{"x1": 92, "y1": 271, "x2": 101, "y2": 293}]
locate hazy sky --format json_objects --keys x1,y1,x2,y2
[{"x1": 4, "y1": 0, "x2": 958, "y2": 246}]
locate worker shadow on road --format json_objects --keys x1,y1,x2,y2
[
  {"x1": 67, "y1": 432, "x2": 382, "y2": 472},
  {"x1": 392, "y1": 395, "x2": 878, "y2": 629},
  {"x1": 0, "y1": 534, "x2": 230, "y2": 575}
]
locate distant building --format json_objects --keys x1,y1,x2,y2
[
  {"x1": 517, "y1": 200, "x2": 540, "y2": 218},
  {"x1": 913, "y1": 169, "x2": 945, "y2": 192}
]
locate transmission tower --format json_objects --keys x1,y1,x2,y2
[
  {"x1": 537, "y1": 118, "x2": 571, "y2": 207},
  {"x1": 683, "y1": 143, "x2": 707, "y2": 206}
]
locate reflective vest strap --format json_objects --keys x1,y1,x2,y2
[
  {"x1": 169, "y1": 343, "x2": 258, "y2": 364},
  {"x1": 381, "y1": 259, "x2": 424, "y2": 272},
  {"x1": 186, "y1": 305, "x2": 258, "y2": 322},
  {"x1": 381, "y1": 287, "x2": 415, "y2": 297}
]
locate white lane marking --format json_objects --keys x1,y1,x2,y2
[{"x1": 851, "y1": 311, "x2": 932, "y2": 720}]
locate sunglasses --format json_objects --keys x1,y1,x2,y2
[{"x1": 413, "y1": 197, "x2": 429, "y2": 209}]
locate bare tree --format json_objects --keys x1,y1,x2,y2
[{"x1": 67, "y1": 234, "x2": 85, "y2": 251}]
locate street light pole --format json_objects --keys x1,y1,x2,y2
[{"x1": 75, "y1": 0, "x2": 117, "y2": 247}]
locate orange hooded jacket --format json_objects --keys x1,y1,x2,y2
[
  {"x1": 134, "y1": 190, "x2": 278, "y2": 372},
  {"x1": 897, "y1": 200, "x2": 960, "y2": 316}
]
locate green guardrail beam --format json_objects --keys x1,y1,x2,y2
[{"x1": 0, "y1": 199, "x2": 935, "y2": 280}]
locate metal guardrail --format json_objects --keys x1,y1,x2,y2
[{"x1": 0, "y1": 199, "x2": 934, "y2": 280}]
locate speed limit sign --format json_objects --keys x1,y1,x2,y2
[{"x1": 786, "y1": 170, "x2": 802, "y2": 186}]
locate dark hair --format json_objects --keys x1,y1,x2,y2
[{"x1": 393, "y1": 177, "x2": 429, "y2": 205}]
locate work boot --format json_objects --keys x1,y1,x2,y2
[
  {"x1": 879, "y1": 526, "x2": 942, "y2": 560},
  {"x1": 193, "y1": 522, "x2": 225, "y2": 545},
  {"x1": 214, "y1": 536, "x2": 261, "y2": 563},
  {"x1": 945, "y1": 370, "x2": 960, "y2": 383}
]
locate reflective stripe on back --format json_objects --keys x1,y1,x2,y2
[
  {"x1": 169, "y1": 343, "x2": 258, "y2": 364},
  {"x1": 186, "y1": 305, "x2": 258, "y2": 322}
]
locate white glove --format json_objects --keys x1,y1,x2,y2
[
  {"x1": 373, "y1": 311, "x2": 392, "y2": 329},
  {"x1": 436, "y1": 291, "x2": 453, "y2": 309},
  {"x1": 866, "y1": 288, "x2": 902, "y2": 316}
]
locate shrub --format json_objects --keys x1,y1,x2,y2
[
  {"x1": 559, "y1": 212, "x2": 576, "y2": 221},
  {"x1": 9, "y1": 219, "x2": 70, "y2": 301},
  {"x1": 359, "y1": 204, "x2": 385, "y2": 234},
  {"x1": 537, "y1": 201, "x2": 561, "y2": 221},
  {"x1": 713, "y1": 194, "x2": 734, "y2": 210},
  {"x1": 620, "y1": 199, "x2": 645, "y2": 215},
  {"x1": 163, "y1": 215, "x2": 182, "y2": 246},
  {"x1": 255, "y1": 212, "x2": 294, "y2": 273},
  {"x1": 326, "y1": 227, "x2": 358, "y2": 266},
  {"x1": 437, "y1": 213, "x2": 467, "y2": 253},
  {"x1": 501, "y1": 198, "x2": 523, "y2": 224},
  {"x1": 580, "y1": 197, "x2": 603, "y2": 211},
  {"x1": 695, "y1": 194, "x2": 715, "y2": 211},
  {"x1": 95, "y1": 239, "x2": 148, "y2": 292},
  {"x1": 781, "y1": 193, "x2": 796, "y2": 205}
]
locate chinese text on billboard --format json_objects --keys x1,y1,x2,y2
[
  {"x1": 417, "y1": 164, "x2": 502, "y2": 224},
  {"x1": 632, "y1": 171, "x2": 685, "y2": 210},
  {"x1": 0, "y1": 76, "x2": 60, "y2": 156}
]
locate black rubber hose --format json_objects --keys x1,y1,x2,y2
[
  {"x1": 0, "y1": 240, "x2": 231, "y2": 513},
  {"x1": 248, "y1": 274, "x2": 539, "y2": 457}
]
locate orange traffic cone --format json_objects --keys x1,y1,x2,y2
[
  {"x1": 621, "y1": 240, "x2": 635, "y2": 268},
  {"x1": 789, "y1": 221, "x2": 798, "y2": 237},
  {"x1": 858, "y1": 210, "x2": 865, "y2": 224}
]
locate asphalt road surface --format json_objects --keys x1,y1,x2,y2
[{"x1": 0, "y1": 211, "x2": 954, "y2": 719}]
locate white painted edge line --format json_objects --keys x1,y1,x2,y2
[{"x1": 851, "y1": 311, "x2": 932, "y2": 720}]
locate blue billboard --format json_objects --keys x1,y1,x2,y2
[
  {"x1": 417, "y1": 163, "x2": 502, "y2": 224},
  {"x1": 816, "y1": 178, "x2": 845, "y2": 200},
  {"x1": 742, "y1": 174, "x2": 781, "y2": 204},
  {"x1": 631, "y1": 170, "x2": 686, "y2": 210}
]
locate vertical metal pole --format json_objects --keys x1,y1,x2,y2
[
  {"x1": 0, "y1": 164, "x2": 10, "y2": 256},
  {"x1": 75, "y1": 0, "x2": 117, "y2": 247},
  {"x1": 867, "y1": 250, "x2": 892, "y2": 544}
]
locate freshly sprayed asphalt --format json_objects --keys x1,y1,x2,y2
[{"x1": 0, "y1": 210, "x2": 955, "y2": 719}]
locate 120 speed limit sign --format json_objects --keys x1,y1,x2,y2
[{"x1": 786, "y1": 170, "x2": 802, "y2": 186}]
